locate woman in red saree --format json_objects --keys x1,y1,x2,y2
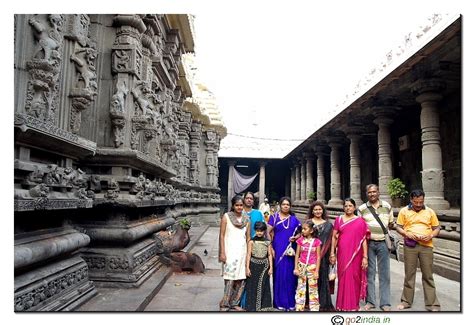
[{"x1": 329, "y1": 198, "x2": 370, "y2": 311}]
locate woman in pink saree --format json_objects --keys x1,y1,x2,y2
[{"x1": 329, "y1": 198, "x2": 370, "y2": 311}]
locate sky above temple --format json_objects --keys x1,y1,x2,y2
[{"x1": 191, "y1": 6, "x2": 447, "y2": 157}]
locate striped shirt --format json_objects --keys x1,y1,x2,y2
[{"x1": 359, "y1": 200, "x2": 394, "y2": 241}]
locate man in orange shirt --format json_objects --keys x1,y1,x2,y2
[{"x1": 395, "y1": 189, "x2": 441, "y2": 311}]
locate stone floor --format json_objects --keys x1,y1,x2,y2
[{"x1": 144, "y1": 226, "x2": 461, "y2": 313}]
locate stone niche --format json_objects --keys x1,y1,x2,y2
[{"x1": 14, "y1": 14, "x2": 224, "y2": 311}]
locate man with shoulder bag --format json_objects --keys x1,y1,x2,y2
[{"x1": 359, "y1": 184, "x2": 394, "y2": 311}]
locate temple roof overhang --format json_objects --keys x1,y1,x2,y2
[{"x1": 284, "y1": 14, "x2": 461, "y2": 159}]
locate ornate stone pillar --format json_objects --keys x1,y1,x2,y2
[
  {"x1": 413, "y1": 79, "x2": 450, "y2": 210},
  {"x1": 177, "y1": 112, "x2": 191, "y2": 183},
  {"x1": 68, "y1": 15, "x2": 97, "y2": 134},
  {"x1": 304, "y1": 151, "x2": 315, "y2": 202},
  {"x1": 346, "y1": 130, "x2": 363, "y2": 206},
  {"x1": 290, "y1": 166, "x2": 296, "y2": 201},
  {"x1": 259, "y1": 161, "x2": 266, "y2": 205},
  {"x1": 315, "y1": 146, "x2": 327, "y2": 204},
  {"x1": 373, "y1": 108, "x2": 397, "y2": 203},
  {"x1": 227, "y1": 160, "x2": 235, "y2": 210},
  {"x1": 328, "y1": 139, "x2": 344, "y2": 206},
  {"x1": 299, "y1": 157, "x2": 306, "y2": 203},
  {"x1": 214, "y1": 135, "x2": 221, "y2": 188},
  {"x1": 111, "y1": 15, "x2": 147, "y2": 150},
  {"x1": 204, "y1": 130, "x2": 217, "y2": 187},
  {"x1": 294, "y1": 160, "x2": 301, "y2": 201},
  {"x1": 189, "y1": 121, "x2": 202, "y2": 186}
]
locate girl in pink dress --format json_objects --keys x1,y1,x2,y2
[
  {"x1": 293, "y1": 220, "x2": 322, "y2": 311},
  {"x1": 329, "y1": 198, "x2": 370, "y2": 311}
]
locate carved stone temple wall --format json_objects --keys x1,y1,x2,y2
[{"x1": 14, "y1": 14, "x2": 225, "y2": 311}]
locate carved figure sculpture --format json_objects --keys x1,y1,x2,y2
[
  {"x1": 29, "y1": 183, "x2": 49, "y2": 197},
  {"x1": 29, "y1": 15, "x2": 61, "y2": 62},
  {"x1": 70, "y1": 47, "x2": 97, "y2": 91},
  {"x1": 110, "y1": 80, "x2": 128, "y2": 116},
  {"x1": 63, "y1": 167, "x2": 76, "y2": 186},
  {"x1": 131, "y1": 82, "x2": 152, "y2": 116},
  {"x1": 89, "y1": 175, "x2": 101, "y2": 192}
]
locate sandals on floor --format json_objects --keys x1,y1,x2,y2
[
  {"x1": 381, "y1": 305, "x2": 391, "y2": 311},
  {"x1": 397, "y1": 302, "x2": 411, "y2": 310},
  {"x1": 363, "y1": 303, "x2": 375, "y2": 311}
]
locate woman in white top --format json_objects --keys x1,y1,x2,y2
[{"x1": 219, "y1": 195, "x2": 250, "y2": 311}]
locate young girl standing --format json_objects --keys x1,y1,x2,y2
[
  {"x1": 293, "y1": 220, "x2": 322, "y2": 311},
  {"x1": 219, "y1": 195, "x2": 250, "y2": 311},
  {"x1": 245, "y1": 221, "x2": 274, "y2": 311}
]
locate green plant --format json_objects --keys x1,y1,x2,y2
[
  {"x1": 307, "y1": 191, "x2": 316, "y2": 201},
  {"x1": 178, "y1": 218, "x2": 191, "y2": 230},
  {"x1": 387, "y1": 178, "x2": 408, "y2": 199}
]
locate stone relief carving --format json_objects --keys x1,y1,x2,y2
[
  {"x1": 83, "y1": 256, "x2": 106, "y2": 270},
  {"x1": 104, "y1": 178, "x2": 120, "y2": 200},
  {"x1": 29, "y1": 183, "x2": 49, "y2": 198},
  {"x1": 127, "y1": 174, "x2": 186, "y2": 201},
  {"x1": 14, "y1": 266, "x2": 89, "y2": 311},
  {"x1": 16, "y1": 165, "x2": 97, "y2": 207},
  {"x1": 133, "y1": 244, "x2": 158, "y2": 269},
  {"x1": 204, "y1": 131, "x2": 219, "y2": 187},
  {"x1": 70, "y1": 47, "x2": 97, "y2": 91},
  {"x1": 14, "y1": 114, "x2": 88, "y2": 147},
  {"x1": 112, "y1": 46, "x2": 143, "y2": 77},
  {"x1": 160, "y1": 108, "x2": 179, "y2": 168},
  {"x1": 110, "y1": 80, "x2": 128, "y2": 148},
  {"x1": 205, "y1": 150, "x2": 214, "y2": 186},
  {"x1": 188, "y1": 122, "x2": 202, "y2": 185},
  {"x1": 43, "y1": 164, "x2": 64, "y2": 186},
  {"x1": 130, "y1": 81, "x2": 164, "y2": 154},
  {"x1": 114, "y1": 49, "x2": 132, "y2": 71},
  {"x1": 108, "y1": 257, "x2": 129, "y2": 271},
  {"x1": 69, "y1": 44, "x2": 98, "y2": 134},
  {"x1": 24, "y1": 168, "x2": 44, "y2": 185},
  {"x1": 29, "y1": 15, "x2": 63, "y2": 62},
  {"x1": 421, "y1": 169, "x2": 445, "y2": 192},
  {"x1": 110, "y1": 81, "x2": 128, "y2": 117},
  {"x1": 206, "y1": 130, "x2": 216, "y2": 142},
  {"x1": 89, "y1": 175, "x2": 101, "y2": 192},
  {"x1": 26, "y1": 15, "x2": 64, "y2": 123},
  {"x1": 130, "y1": 173, "x2": 146, "y2": 198},
  {"x1": 65, "y1": 14, "x2": 91, "y2": 47}
]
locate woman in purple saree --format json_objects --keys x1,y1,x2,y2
[
  {"x1": 330, "y1": 198, "x2": 370, "y2": 311},
  {"x1": 268, "y1": 197, "x2": 301, "y2": 311}
]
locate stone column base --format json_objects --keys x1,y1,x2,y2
[
  {"x1": 14, "y1": 255, "x2": 97, "y2": 311},
  {"x1": 82, "y1": 238, "x2": 161, "y2": 288},
  {"x1": 327, "y1": 199, "x2": 344, "y2": 207},
  {"x1": 424, "y1": 198, "x2": 450, "y2": 211}
]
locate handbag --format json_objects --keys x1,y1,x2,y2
[
  {"x1": 284, "y1": 245, "x2": 296, "y2": 256},
  {"x1": 404, "y1": 237, "x2": 418, "y2": 248},
  {"x1": 367, "y1": 206, "x2": 400, "y2": 261},
  {"x1": 328, "y1": 264, "x2": 337, "y2": 281}
]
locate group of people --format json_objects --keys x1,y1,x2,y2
[{"x1": 218, "y1": 185, "x2": 441, "y2": 312}]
